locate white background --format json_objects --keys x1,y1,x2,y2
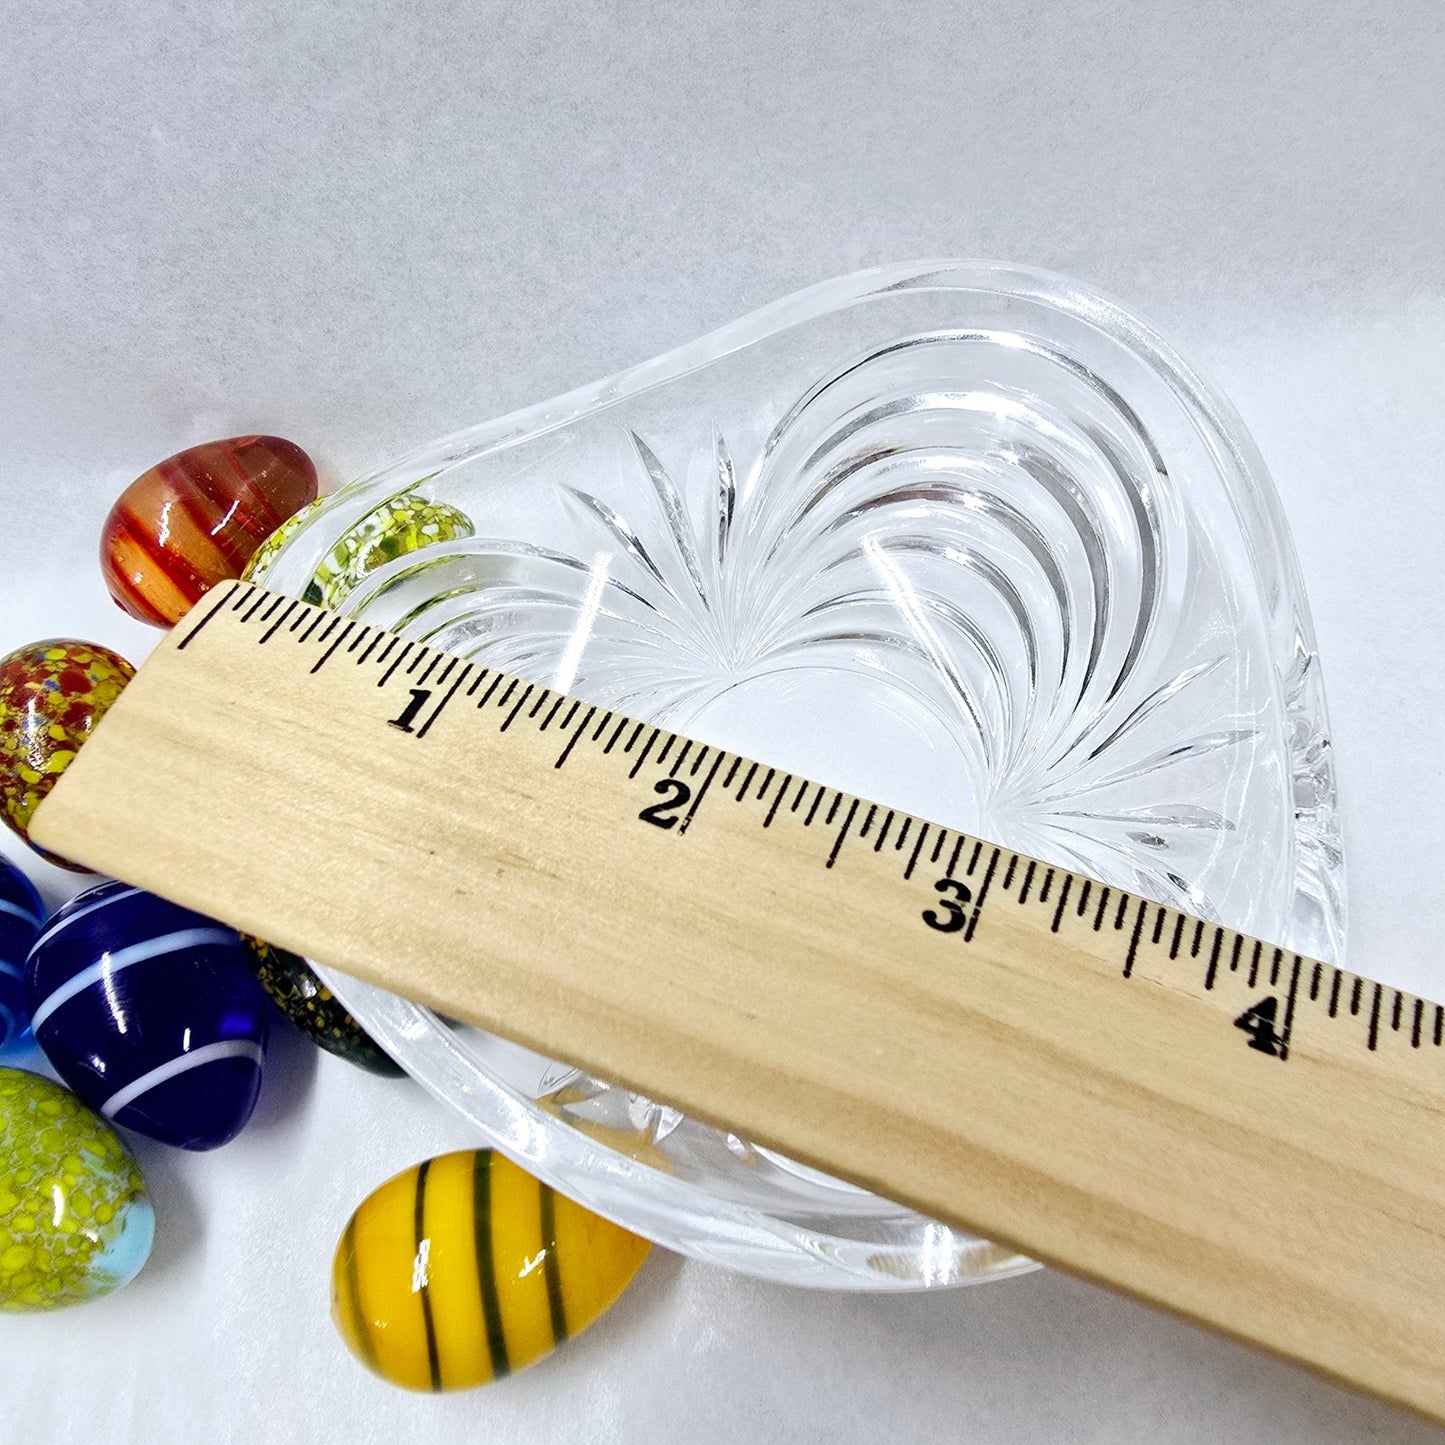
[{"x1": 3, "y1": 2, "x2": 1444, "y2": 1440}]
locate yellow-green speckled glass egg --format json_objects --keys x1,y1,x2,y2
[
  {"x1": 331, "y1": 1149, "x2": 650, "y2": 1390},
  {"x1": 0, "y1": 1068, "x2": 154, "y2": 1310},
  {"x1": 243, "y1": 491, "x2": 473, "y2": 609}
]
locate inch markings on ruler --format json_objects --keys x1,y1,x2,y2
[
  {"x1": 165, "y1": 579, "x2": 1445, "y2": 1074},
  {"x1": 161, "y1": 575, "x2": 1445, "y2": 1075},
  {"x1": 30, "y1": 580, "x2": 1445, "y2": 1425}
]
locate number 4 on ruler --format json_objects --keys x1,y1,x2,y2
[{"x1": 1235, "y1": 996, "x2": 1284, "y2": 1056}]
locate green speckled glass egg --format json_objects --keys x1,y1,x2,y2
[
  {"x1": 243, "y1": 491, "x2": 473, "y2": 609},
  {"x1": 0, "y1": 1067, "x2": 154, "y2": 1310},
  {"x1": 243, "y1": 937, "x2": 401, "y2": 1076}
]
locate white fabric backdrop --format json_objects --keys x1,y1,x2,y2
[{"x1": 2, "y1": 3, "x2": 1443, "y2": 1440}]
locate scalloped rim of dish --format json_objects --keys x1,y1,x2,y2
[{"x1": 299, "y1": 260, "x2": 1340, "y2": 1291}]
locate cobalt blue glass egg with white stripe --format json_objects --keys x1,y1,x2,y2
[
  {"x1": 24, "y1": 881, "x2": 268, "y2": 1149},
  {"x1": 0, "y1": 857, "x2": 45, "y2": 1049}
]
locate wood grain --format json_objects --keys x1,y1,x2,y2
[{"x1": 30, "y1": 583, "x2": 1445, "y2": 1422}]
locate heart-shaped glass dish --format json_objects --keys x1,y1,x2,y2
[{"x1": 252, "y1": 261, "x2": 1344, "y2": 1289}]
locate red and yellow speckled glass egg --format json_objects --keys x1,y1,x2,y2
[
  {"x1": 0, "y1": 640, "x2": 134, "y2": 867},
  {"x1": 101, "y1": 435, "x2": 318, "y2": 627}
]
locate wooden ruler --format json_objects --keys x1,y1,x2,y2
[{"x1": 30, "y1": 581, "x2": 1445, "y2": 1422}]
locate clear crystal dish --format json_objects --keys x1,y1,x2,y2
[{"x1": 251, "y1": 261, "x2": 1344, "y2": 1289}]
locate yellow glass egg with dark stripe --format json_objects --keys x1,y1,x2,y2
[{"x1": 331, "y1": 1149, "x2": 651, "y2": 1390}]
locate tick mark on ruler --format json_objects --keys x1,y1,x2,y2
[
  {"x1": 602, "y1": 717, "x2": 628, "y2": 753},
  {"x1": 1205, "y1": 929, "x2": 1224, "y2": 989},
  {"x1": 1279, "y1": 956, "x2": 1303, "y2": 1061},
  {"x1": 1092, "y1": 887, "x2": 1112, "y2": 933},
  {"x1": 1123, "y1": 899, "x2": 1149, "y2": 978},
  {"x1": 904, "y1": 824, "x2": 929, "y2": 880},
  {"x1": 1050, "y1": 875, "x2": 1073, "y2": 933},
  {"x1": 355, "y1": 629, "x2": 385, "y2": 666},
  {"x1": 177, "y1": 582, "x2": 244, "y2": 650},
  {"x1": 554, "y1": 707, "x2": 596, "y2": 770},
  {"x1": 826, "y1": 799, "x2": 859, "y2": 868},
  {"x1": 500, "y1": 684, "x2": 535, "y2": 731},
  {"x1": 378, "y1": 642, "x2": 415, "y2": 686},
  {"x1": 803, "y1": 784, "x2": 827, "y2": 828},
  {"x1": 734, "y1": 762, "x2": 759, "y2": 801},
  {"x1": 763, "y1": 776, "x2": 793, "y2": 829},
  {"x1": 259, "y1": 599, "x2": 299, "y2": 643},
  {"x1": 311, "y1": 620, "x2": 358, "y2": 673},
  {"x1": 1017, "y1": 861, "x2": 1038, "y2": 905},
  {"x1": 628, "y1": 729, "x2": 660, "y2": 777},
  {"x1": 964, "y1": 848, "x2": 1000, "y2": 942},
  {"x1": 416, "y1": 670, "x2": 470, "y2": 739},
  {"x1": 678, "y1": 752, "x2": 725, "y2": 834}
]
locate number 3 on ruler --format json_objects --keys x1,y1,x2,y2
[{"x1": 922, "y1": 878, "x2": 972, "y2": 933}]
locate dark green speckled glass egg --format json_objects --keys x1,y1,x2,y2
[{"x1": 243, "y1": 937, "x2": 401, "y2": 1076}]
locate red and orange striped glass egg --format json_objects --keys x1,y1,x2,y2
[{"x1": 101, "y1": 436, "x2": 317, "y2": 627}]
